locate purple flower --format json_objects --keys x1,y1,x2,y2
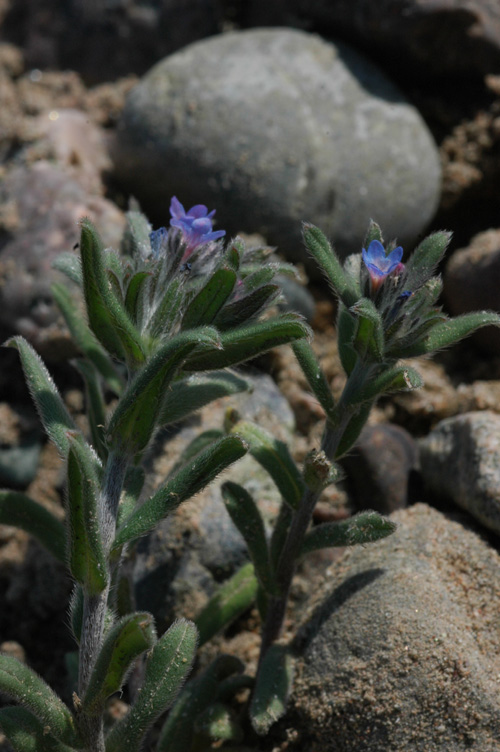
[
  {"x1": 169, "y1": 196, "x2": 225, "y2": 257},
  {"x1": 362, "y1": 239, "x2": 404, "y2": 291}
]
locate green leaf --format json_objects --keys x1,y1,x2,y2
[
  {"x1": 121, "y1": 207, "x2": 152, "y2": 259},
  {"x1": 302, "y1": 511, "x2": 397, "y2": 555},
  {"x1": 183, "y1": 314, "x2": 310, "y2": 371},
  {"x1": 194, "y1": 702, "x2": 243, "y2": 742},
  {"x1": 66, "y1": 434, "x2": 107, "y2": 595},
  {"x1": 113, "y1": 435, "x2": 248, "y2": 549},
  {"x1": 335, "y1": 402, "x2": 373, "y2": 459},
  {"x1": 156, "y1": 655, "x2": 244, "y2": 752},
  {"x1": 105, "y1": 619, "x2": 197, "y2": 752},
  {"x1": 349, "y1": 365, "x2": 423, "y2": 404},
  {"x1": 363, "y1": 219, "x2": 384, "y2": 248},
  {"x1": 396, "y1": 311, "x2": 500, "y2": 357},
  {"x1": 107, "y1": 327, "x2": 221, "y2": 456},
  {"x1": 181, "y1": 267, "x2": 237, "y2": 329},
  {"x1": 350, "y1": 298, "x2": 384, "y2": 361},
  {"x1": 52, "y1": 252, "x2": 83, "y2": 287},
  {"x1": 51, "y1": 282, "x2": 123, "y2": 395},
  {"x1": 337, "y1": 304, "x2": 358, "y2": 376},
  {"x1": 83, "y1": 612, "x2": 156, "y2": 715},
  {"x1": 292, "y1": 339, "x2": 336, "y2": 422},
  {"x1": 302, "y1": 223, "x2": 358, "y2": 307},
  {"x1": 4, "y1": 337, "x2": 77, "y2": 457},
  {"x1": 148, "y1": 277, "x2": 184, "y2": 339},
  {"x1": 0, "y1": 656, "x2": 81, "y2": 747},
  {"x1": 124, "y1": 271, "x2": 150, "y2": 324},
  {"x1": 168, "y1": 429, "x2": 225, "y2": 477},
  {"x1": 269, "y1": 502, "x2": 293, "y2": 570},
  {"x1": 405, "y1": 231, "x2": 452, "y2": 286},
  {"x1": 73, "y1": 359, "x2": 108, "y2": 462},
  {"x1": 195, "y1": 562, "x2": 258, "y2": 646},
  {"x1": 0, "y1": 491, "x2": 65, "y2": 563},
  {"x1": 79, "y1": 218, "x2": 145, "y2": 368},
  {"x1": 116, "y1": 465, "x2": 145, "y2": 528},
  {"x1": 228, "y1": 419, "x2": 304, "y2": 510},
  {"x1": 250, "y1": 645, "x2": 294, "y2": 735},
  {"x1": 213, "y1": 284, "x2": 280, "y2": 330},
  {"x1": 0, "y1": 707, "x2": 78, "y2": 752},
  {"x1": 159, "y1": 371, "x2": 249, "y2": 426},
  {"x1": 222, "y1": 482, "x2": 274, "y2": 594}
]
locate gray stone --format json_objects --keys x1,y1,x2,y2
[
  {"x1": 341, "y1": 423, "x2": 418, "y2": 514},
  {"x1": 0, "y1": 159, "x2": 125, "y2": 359},
  {"x1": 419, "y1": 410, "x2": 500, "y2": 536},
  {"x1": 444, "y1": 229, "x2": 500, "y2": 356},
  {"x1": 113, "y1": 28, "x2": 441, "y2": 273},
  {"x1": 290, "y1": 504, "x2": 500, "y2": 752}
]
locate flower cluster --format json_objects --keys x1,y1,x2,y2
[{"x1": 169, "y1": 196, "x2": 226, "y2": 258}]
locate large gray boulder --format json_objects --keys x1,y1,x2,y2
[
  {"x1": 290, "y1": 503, "x2": 500, "y2": 751},
  {"x1": 113, "y1": 28, "x2": 441, "y2": 271}
]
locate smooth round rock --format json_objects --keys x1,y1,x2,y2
[
  {"x1": 113, "y1": 28, "x2": 441, "y2": 269},
  {"x1": 290, "y1": 504, "x2": 500, "y2": 752}
]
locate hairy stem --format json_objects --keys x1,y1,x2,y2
[
  {"x1": 78, "y1": 452, "x2": 128, "y2": 751},
  {"x1": 258, "y1": 364, "x2": 364, "y2": 666}
]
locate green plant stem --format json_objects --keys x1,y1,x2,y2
[
  {"x1": 257, "y1": 362, "x2": 365, "y2": 667},
  {"x1": 78, "y1": 452, "x2": 128, "y2": 751}
]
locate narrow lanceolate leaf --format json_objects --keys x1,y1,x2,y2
[
  {"x1": 396, "y1": 311, "x2": 500, "y2": 357},
  {"x1": 405, "y1": 231, "x2": 452, "y2": 285},
  {"x1": 107, "y1": 327, "x2": 221, "y2": 456},
  {"x1": 302, "y1": 511, "x2": 397, "y2": 555},
  {"x1": 66, "y1": 434, "x2": 107, "y2": 595},
  {"x1": 117, "y1": 465, "x2": 145, "y2": 528},
  {"x1": 52, "y1": 252, "x2": 83, "y2": 286},
  {"x1": 350, "y1": 298, "x2": 384, "y2": 361},
  {"x1": 0, "y1": 707, "x2": 78, "y2": 752},
  {"x1": 222, "y1": 482, "x2": 274, "y2": 594},
  {"x1": 337, "y1": 304, "x2": 358, "y2": 376},
  {"x1": 292, "y1": 340, "x2": 336, "y2": 422},
  {"x1": 335, "y1": 401, "x2": 373, "y2": 460},
  {"x1": 183, "y1": 314, "x2": 310, "y2": 371},
  {"x1": 51, "y1": 282, "x2": 123, "y2": 395},
  {"x1": 83, "y1": 613, "x2": 156, "y2": 715},
  {"x1": 124, "y1": 271, "x2": 150, "y2": 324},
  {"x1": 0, "y1": 491, "x2": 65, "y2": 562},
  {"x1": 5, "y1": 337, "x2": 77, "y2": 457},
  {"x1": 194, "y1": 702, "x2": 243, "y2": 742},
  {"x1": 105, "y1": 619, "x2": 198, "y2": 752},
  {"x1": 79, "y1": 218, "x2": 145, "y2": 367},
  {"x1": 148, "y1": 277, "x2": 184, "y2": 339},
  {"x1": 0, "y1": 655, "x2": 81, "y2": 747},
  {"x1": 228, "y1": 420, "x2": 304, "y2": 510},
  {"x1": 348, "y1": 365, "x2": 423, "y2": 404},
  {"x1": 73, "y1": 359, "x2": 108, "y2": 462},
  {"x1": 363, "y1": 219, "x2": 384, "y2": 249},
  {"x1": 302, "y1": 223, "x2": 358, "y2": 307},
  {"x1": 156, "y1": 655, "x2": 244, "y2": 752},
  {"x1": 250, "y1": 645, "x2": 294, "y2": 735},
  {"x1": 181, "y1": 267, "x2": 237, "y2": 329},
  {"x1": 159, "y1": 371, "x2": 249, "y2": 426},
  {"x1": 113, "y1": 435, "x2": 248, "y2": 549},
  {"x1": 195, "y1": 562, "x2": 258, "y2": 646},
  {"x1": 213, "y1": 284, "x2": 280, "y2": 330}
]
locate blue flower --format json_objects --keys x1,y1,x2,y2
[
  {"x1": 169, "y1": 196, "x2": 225, "y2": 257},
  {"x1": 362, "y1": 239, "x2": 403, "y2": 291}
]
